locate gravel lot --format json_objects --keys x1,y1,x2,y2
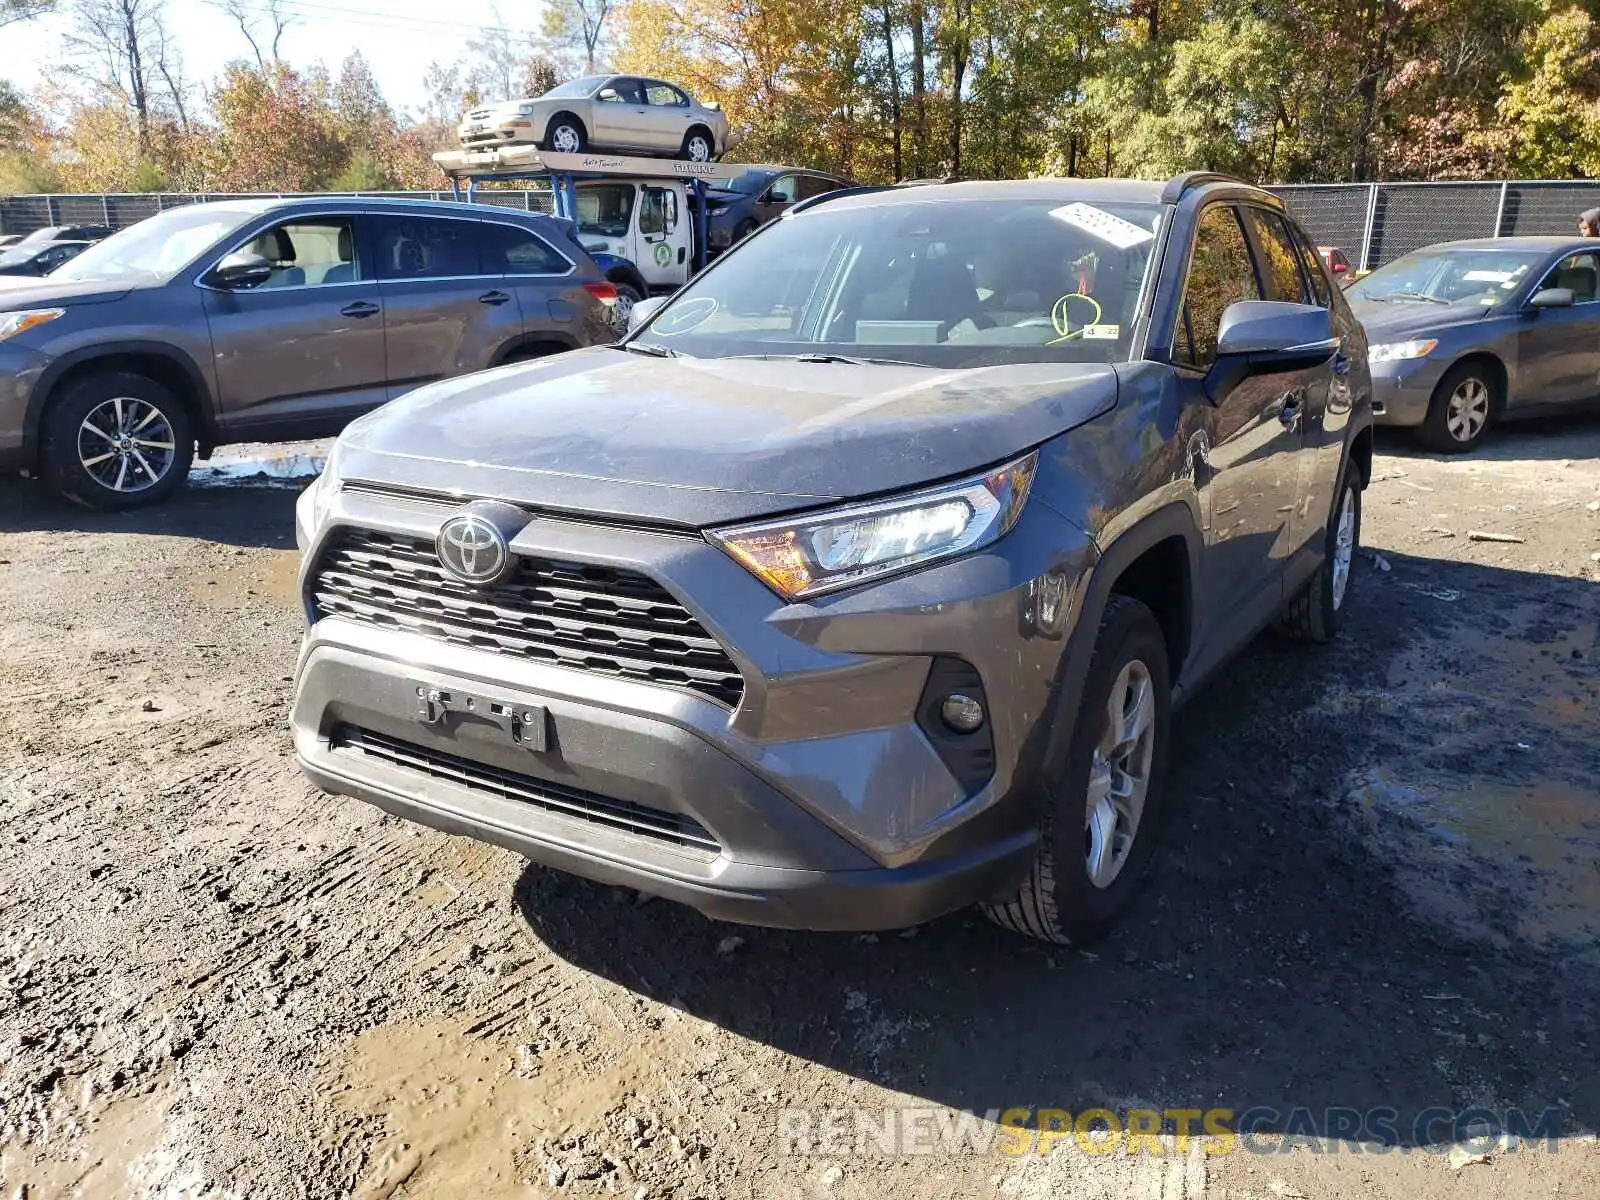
[{"x1": 2, "y1": 420, "x2": 1598, "y2": 1200}]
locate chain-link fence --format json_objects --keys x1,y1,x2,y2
[{"x1": 7, "y1": 179, "x2": 1600, "y2": 269}]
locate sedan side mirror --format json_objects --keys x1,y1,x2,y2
[
  {"x1": 628, "y1": 295, "x2": 669, "y2": 332},
  {"x1": 209, "y1": 249, "x2": 273, "y2": 289},
  {"x1": 1205, "y1": 300, "x2": 1338, "y2": 403},
  {"x1": 598, "y1": 88, "x2": 619, "y2": 102},
  {"x1": 1527, "y1": 287, "x2": 1575, "y2": 310}
]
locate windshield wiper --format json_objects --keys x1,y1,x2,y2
[
  {"x1": 727, "y1": 352, "x2": 931, "y2": 367},
  {"x1": 1383, "y1": 290, "x2": 1449, "y2": 305},
  {"x1": 618, "y1": 342, "x2": 679, "y2": 358}
]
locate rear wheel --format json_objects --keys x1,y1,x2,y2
[
  {"x1": 1277, "y1": 461, "x2": 1361, "y2": 643},
  {"x1": 39, "y1": 371, "x2": 194, "y2": 510},
  {"x1": 1416, "y1": 361, "x2": 1497, "y2": 453},
  {"x1": 983, "y1": 596, "x2": 1171, "y2": 944},
  {"x1": 610, "y1": 282, "x2": 642, "y2": 335}
]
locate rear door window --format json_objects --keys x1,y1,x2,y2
[
  {"x1": 798, "y1": 175, "x2": 838, "y2": 200},
  {"x1": 373, "y1": 215, "x2": 480, "y2": 280},
  {"x1": 478, "y1": 222, "x2": 570, "y2": 275}
]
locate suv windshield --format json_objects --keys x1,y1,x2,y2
[
  {"x1": 1350, "y1": 247, "x2": 1546, "y2": 306},
  {"x1": 51, "y1": 206, "x2": 249, "y2": 282},
  {"x1": 575, "y1": 184, "x2": 635, "y2": 239},
  {"x1": 631, "y1": 196, "x2": 1164, "y2": 366},
  {"x1": 542, "y1": 76, "x2": 606, "y2": 100}
]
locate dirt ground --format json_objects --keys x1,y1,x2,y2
[{"x1": 1, "y1": 417, "x2": 1598, "y2": 1200}]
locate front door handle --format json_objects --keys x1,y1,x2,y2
[
  {"x1": 341, "y1": 301, "x2": 380, "y2": 317},
  {"x1": 478, "y1": 290, "x2": 512, "y2": 306}
]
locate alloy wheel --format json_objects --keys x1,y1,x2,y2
[
  {"x1": 1084, "y1": 659, "x2": 1157, "y2": 890},
  {"x1": 77, "y1": 397, "x2": 177, "y2": 494},
  {"x1": 686, "y1": 135, "x2": 712, "y2": 162},
  {"x1": 1331, "y1": 486, "x2": 1356, "y2": 609},
  {"x1": 1445, "y1": 377, "x2": 1490, "y2": 443},
  {"x1": 551, "y1": 125, "x2": 581, "y2": 154}
]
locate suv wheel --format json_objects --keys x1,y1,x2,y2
[
  {"x1": 39, "y1": 371, "x2": 194, "y2": 510},
  {"x1": 984, "y1": 595, "x2": 1171, "y2": 944},
  {"x1": 1277, "y1": 461, "x2": 1361, "y2": 643},
  {"x1": 611, "y1": 282, "x2": 642, "y2": 335},
  {"x1": 1416, "y1": 361, "x2": 1497, "y2": 453}
]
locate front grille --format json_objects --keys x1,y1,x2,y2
[
  {"x1": 332, "y1": 725, "x2": 720, "y2": 854},
  {"x1": 310, "y1": 528, "x2": 745, "y2": 707}
]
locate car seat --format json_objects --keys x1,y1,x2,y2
[
  {"x1": 321, "y1": 226, "x2": 356, "y2": 285},
  {"x1": 905, "y1": 247, "x2": 988, "y2": 335},
  {"x1": 1554, "y1": 264, "x2": 1597, "y2": 302},
  {"x1": 254, "y1": 228, "x2": 304, "y2": 287}
]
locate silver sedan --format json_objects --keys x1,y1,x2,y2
[{"x1": 457, "y1": 75, "x2": 730, "y2": 162}]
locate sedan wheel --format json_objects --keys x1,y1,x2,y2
[
  {"x1": 546, "y1": 121, "x2": 584, "y2": 155},
  {"x1": 681, "y1": 132, "x2": 713, "y2": 162},
  {"x1": 1445, "y1": 377, "x2": 1490, "y2": 444},
  {"x1": 1418, "y1": 361, "x2": 1498, "y2": 453}
]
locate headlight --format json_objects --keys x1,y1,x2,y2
[
  {"x1": 708, "y1": 203, "x2": 729, "y2": 215},
  {"x1": 709, "y1": 453, "x2": 1037, "y2": 600},
  {"x1": 518, "y1": 104, "x2": 536, "y2": 116},
  {"x1": 1368, "y1": 338, "x2": 1438, "y2": 363},
  {"x1": 0, "y1": 308, "x2": 65, "y2": 341}
]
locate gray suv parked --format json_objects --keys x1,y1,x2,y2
[
  {"x1": 293, "y1": 173, "x2": 1373, "y2": 944},
  {"x1": 0, "y1": 197, "x2": 615, "y2": 509}
]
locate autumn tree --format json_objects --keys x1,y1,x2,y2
[{"x1": 541, "y1": 0, "x2": 615, "y2": 74}]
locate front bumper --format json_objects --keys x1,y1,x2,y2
[
  {"x1": 0, "y1": 341, "x2": 49, "y2": 469},
  {"x1": 1370, "y1": 358, "x2": 1449, "y2": 426},
  {"x1": 291, "y1": 487, "x2": 1095, "y2": 929}
]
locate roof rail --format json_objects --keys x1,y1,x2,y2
[{"x1": 1160, "y1": 171, "x2": 1247, "y2": 204}]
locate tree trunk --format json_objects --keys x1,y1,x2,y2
[
  {"x1": 948, "y1": 38, "x2": 966, "y2": 176},
  {"x1": 910, "y1": 0, "x2": 926, "y2": 177},
  {"x1": 123, "y1": 0, "x2": 149, "y2": 149},
  {"x1": 881, "y1": 1, "x2": 902, "y2": 180}
]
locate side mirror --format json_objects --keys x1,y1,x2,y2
[
  {"x1": 209, "y1": 249, "x2": 273, "y2": 289},
  {"x1": 1528, "y1": 287, "x2": 1575, "y2": 310},
  {"x1": 628, "y1": 295, "x2": 669, "y2": 332},
  {"x1": 598, "y1": 88, "x2": 619, "y2": 102},
  {"x1": 1206, "y1": 300, "x2": 1338, "y2": 402}
]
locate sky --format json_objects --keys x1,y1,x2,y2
[{"x1": 1, "y1": 0, "x2": 549, "y2": 119}]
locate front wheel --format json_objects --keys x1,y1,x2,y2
[
  {"x1": 1416, "y1": 361, "x2": 1497, "y2": 453},
  {"x1": 39, "y1": 371, "x2": 194, "y2": 510},
  {"x1": 680, "y1": 128, "x2": 714, "y2": 162},
  {"x1": 1277, "y1": 461, "x2": 1361, "y2": 643},
  {"x1": 543, "y1": 118, "x2": 586, "y2": 155},
  {"x1": 983, "y1": 596, "x2": 1172, "y2": 945}
]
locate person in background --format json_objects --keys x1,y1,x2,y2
[{"x1": 1580, "y1": 208, "x2": 1600, "y2": 237}]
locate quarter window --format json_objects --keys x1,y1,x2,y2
[
  {"x1": 245, "y1": 218, "x2": 358, "y2": 288},
  {"x1": 478, "y1": 223, "x2": 569, "y2": 274},
  {"x1": 798, "y1": 175, "x2": 839, "y2": 200},
  {"x1": 373, "y1": 215, "x2": 478, "y2": 280},
  {"x1": 1174, "y1": 206, "x2": 1260, "y2": 368}
]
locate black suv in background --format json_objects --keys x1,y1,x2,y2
[
  {"x1": 0, "y1": 197, "x2": 616, "y2": 509},
  {"x1": 702, "y1": 165, "x2": 854, "y2": 250}
]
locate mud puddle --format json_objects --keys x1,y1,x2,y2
[{"x1": 190, "y1": 549, "x2": 302, "y2": 610}]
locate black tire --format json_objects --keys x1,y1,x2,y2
[
  {"x1": 679, "y1": 127, "x2": 714, "y2": 163},
  {"x1": 39, "y1": 371, "x2": 194, "y2": 510},
  {"x1": 733, "y1": 218, "x2": 759, "y2": 243},
  {"x1": 543, "y1": 115, "x2": 586, "y2": 155},
  {"x1": 610, "y1": 282, "x2": 643, "y2": 336},
  {"x1": 1277, "y1": 461, "x2": 1362, "y2": 643},
  {"x1": 983, "y1": 596, "x2": 1172, "y2": 945},
  {"x1": 1415, "y1": 360, "x2": 1498, "y2": 453}
]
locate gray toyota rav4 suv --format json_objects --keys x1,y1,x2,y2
[
  {"x1": 0, "y1": 197, "x2": 614, "y2": 509},
  {"x1": 293, "y1": 172, "x2": 1373, "y2": 944}
]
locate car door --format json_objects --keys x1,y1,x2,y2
[
  {"x1": 1175, "y1": 204, "x2": 1309, "y2": 649},
  {"x1": 1240, "y1": 204, "x2": 1345, "y2": 556},
  {"x1": 636, "y1": 185, "x2": 687, "y2": 288},
  {"x1": 592, "y1": 77, "x2": 649, "y2": 149},
  {"x1": 371, "y1": 212, "x2": 525, "y2": 400},
  {"x1": 642, "y1": 81, "x2": 692, "y2": 153},
  {"x1": 201, "y1": 213, "x2": 389, "y2": 439},
  {"x1": 1513, "y1": 251, "x2": 1600, "y2": 407}
]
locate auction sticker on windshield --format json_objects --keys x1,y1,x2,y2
[{"x1": 1048, "y1": 203, "x2": 1155, "y2": 250}]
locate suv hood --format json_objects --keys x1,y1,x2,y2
[
  {"x1": 0, "y1": 276, "x2": 134, "y2": 305},
  {"x1": 339, "y1": 346, "x2": 1119, "y2": 527}
]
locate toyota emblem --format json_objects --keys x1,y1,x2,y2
[{"x1": 437, "y1": 513, "x2": 511, "y2": 585}]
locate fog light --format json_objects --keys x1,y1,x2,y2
[{"x1": 940, "y1": 693, "x2": 985, "y2": 733}]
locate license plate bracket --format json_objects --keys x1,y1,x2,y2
[{"x1": 412, "y1": 682, "x2": 548, "y2": 753}]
